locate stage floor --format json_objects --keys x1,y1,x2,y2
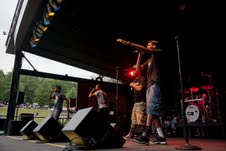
[{"x1": 1, "y1": 135, "x2": 226, "y2": 151}]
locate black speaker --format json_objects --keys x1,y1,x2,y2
[
  {"x1": 19, "y1": 113, "x2": 34, "y2": 124},
  {"x1": 7, "y1": 120, "x2": 25, "y2": 136},
  {"x1": 62, "y1": 107, "x2": 125, "y2": 149},
  {"x1": 20, "y1": 120, "x2": 39, "y2": 140},
  {"x1": 0, "y1": 118, "x2": 6, "y2": 131},
  {"x1": 32, "y1": 116, "x2": 70, "y2": 142},
  {"x1": 17, "y1": 91, "x2": 24, "y2": 105}
]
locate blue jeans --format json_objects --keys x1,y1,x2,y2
[
  {"x1": 146, "y1": 83, "x2": 162, "y2": 116},
  {"x1": 51, "y1": 107, "x2": 62, "y2": 120}
]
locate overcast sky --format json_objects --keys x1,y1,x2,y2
[{"x1": 0, "y1": 0, "x2": 96, "y2": 79}]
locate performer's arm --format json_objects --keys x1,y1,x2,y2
[
  {"x1": 88, "y1": 88, "x2": 96, "y2": 98},
  {"x1": 117, "y1": 39, "x2": 161, "y2": 53},
  {"x1": 48, "y1": 91, "x2": 53, "y2": 100}
]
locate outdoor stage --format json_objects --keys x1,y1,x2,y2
[{"x1": 0, "y1": 135, "x2": 226, "y2": 151}]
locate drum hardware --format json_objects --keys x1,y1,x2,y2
[
  {"x1": 184, "y1": 98, "x2": 203, "y2": 103},
  {"x1": 214, "y1": 90, "x2": 222, "y2": 121},
  {"x1": 200, "y1": 72, "x2": 214, "y2": 119}
]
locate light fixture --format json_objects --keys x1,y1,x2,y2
[
  {"x1": 32, "y1": 32, "x2": 40, "y2": 42},
  {"x1": 30, "y1": 38, "x2": 38, "y2": 48},
  {"x1": 47, "y1": 4, "x2": 55, "y2": 17},
  {"x1": 43, "y1": 12, "x2": 52, "y2": 25},
  {"x1": 49, "y1": 0, "x2": 61, "y2": 11},
  {"x1": 32, "y1": 29, "x2": 42, "y2": 39},
  {"x1": 36, "y1": 22, "x2": 48, "y2": 32}
]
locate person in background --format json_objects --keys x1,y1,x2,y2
[
  {"x1": 88, "y1": 84, "x2": 109, "y2": 122},
  {"x1": 124, "y1": 67, "x2": 147, "y2": 139},
  {"x1": 49, "y1": 85, "x2": 70, "y2": 121}
]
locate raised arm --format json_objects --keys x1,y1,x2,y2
[
  {"x1": 88, "y1": 88, "x2": 96, "y2": 98},
  {"x1": 117, "y1": 38, "x2": 161, "y2": 53}
]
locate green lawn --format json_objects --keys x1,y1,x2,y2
[{"x1": 0, "y1": 107, "x2": 52, "y2": 124}]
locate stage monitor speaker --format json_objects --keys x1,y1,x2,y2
[
  {"x1": 33, "y1": 116, "x2": 69, "y2": 142},
  {"x1": 62, "y1": 107, "x2": 125, "y2": 149},
  {"x1": 20, "y1": 120, "x2": 39, "y2": 140},
  {"x1": 0, "y1": 118, "x2": 6, "y2": 131},
  {"x1": 17, "y1": 91, "x2": 24, "y2": 105},
  {"x1": 7, "y1": 120, "x2": 25, "y2": 136}
]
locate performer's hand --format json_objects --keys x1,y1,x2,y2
[{"x1": 117, "y1": 39, "x2": 130, "y2": 45}]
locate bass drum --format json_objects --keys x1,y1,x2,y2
[{"x1": 185, "y1": 104, "x2": 200, "y2": 123}]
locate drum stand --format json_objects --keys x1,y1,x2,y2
[
  {"x1": 215, "y1": 90, "x2": 222, "y2": 122},
  {"x1": 207, "y1": 90, "x2": 212, "y2": 120},
  {"x1": 201, "y1": 99, "x2": 206, "y2": 123}
]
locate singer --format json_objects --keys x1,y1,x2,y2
[
  {"x1": 48, "y1": 85, "x2": 70, "y2": 120},
  {"x1": 123, "y1": 39, "x2": 167, "y2": 145}
]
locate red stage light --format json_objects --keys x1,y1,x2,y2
[{"x1": 128, "y1": 69, "x2": 136, "y2": 77}]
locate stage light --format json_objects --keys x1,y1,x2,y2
[
  {"x1": 30, "y1": 38, "x2": 38, "y2": 48},
  {"x1": 33, "y1": 29, "x2": 42, "y2": 38},
  {"x1": 128, "y1": 68, "x2": 136, "y2": 77},
  {"x1": 36, "y1": 22, "x2": 48, "y2": 32},
  {"x1": 43, "y1": 12, "x2": 52, "y2": 25},
  {"x1": 49, "y1": 0, "x2": 61, "y2": 11},
  {"x1": 32, "y1": 33, "x2": 40, "y2": 42},
  {"x1": 47, "y1": 4, "x2": 55, "y2": 17}
]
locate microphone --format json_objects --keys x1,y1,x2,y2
[{"x1": 133, "y1": 50, "x2": 138, "y2": 53}]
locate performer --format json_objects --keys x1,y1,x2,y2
[
  {"x1": 117, "y1": 39, "x2": 166, "y2": 145},
  {"x1": 124, "y1": 66, "x2": 147, "y2": 139},
  {"x1": 89, "y1": 84, "x2": 109, "y2": 122},
  {"x1": 49, "y1": 85, "x2": 70, "y2": 120}
]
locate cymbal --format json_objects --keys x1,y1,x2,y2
[
  {"x1": 179, "y1": 89, "x2": 189, "y2": 94},
  {"x1": 200, "y1": 85, "x2": 214, "y2": 90},
  {"x1": 189, "y1": 87, "x2": 199, "y2": 92}
]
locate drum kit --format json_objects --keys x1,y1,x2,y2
[{"x1": 179, "y1": 73, "x2": 221, "y2": 123}]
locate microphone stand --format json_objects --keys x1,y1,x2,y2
[
  {"x1": 115, "y1": 67, "x2": 120, "y2": 126},
  {"x1": 174, "y1": 35, "x2": 201, "y2": 150}
]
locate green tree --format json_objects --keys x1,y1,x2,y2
[{"x1": 0, "y1": 71, "x2": 12, "y2": 102}]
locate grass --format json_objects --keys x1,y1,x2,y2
[{"x1": 0, "y1": 107, "x2": 52, "y2": 124}]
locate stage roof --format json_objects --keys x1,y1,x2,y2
[{"x1": 5, "y1": 0, "x2": 225, "y2": 90}]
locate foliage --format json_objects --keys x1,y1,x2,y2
[{"x1": 0, "y1": 71, "x2": 78, "y2": 108}]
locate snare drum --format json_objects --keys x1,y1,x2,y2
[{"x1": 185, "y1": 104, "x2": 200, "y2": 123}]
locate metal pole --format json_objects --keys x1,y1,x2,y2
[
  {"x1": 175, "y1": 35, "x2": 201, "y2": 150},
  {"x1": 4, "y1": 49, "x2": 23, "y2": 135},
  {"x1": 115, "y1": 67, "x2": 119, "y2": 124}
]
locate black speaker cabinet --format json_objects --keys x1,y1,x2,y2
[
  {"x1": 7, "y1": 120, "x2": 25, "y2": 136},
  {"x1": 0, "y1": 118, "x2": 6, "y2": 131},
  {"x1": 62, "y1": 107, "x2": 125, "y2": 149},
  {"x1": 17, "y1": 91, "x2": 24, "y2": 105},
  {"x1": 19, "y1": 113, "x2": 34, "y2": 125},
  {"x1": 33, "y1": 116, "x2": 63, "y2": 141},
  {"x1": 20, "y1": 120, "x2": 39, "y2": 140}
]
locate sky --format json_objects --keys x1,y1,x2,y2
[{"x1": 0, "y1": 0, "x2": 96, "y2": 79}]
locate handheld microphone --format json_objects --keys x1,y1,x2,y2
[{"x1": 133, "y1": 50, "x2": 138, "y2": 53}]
